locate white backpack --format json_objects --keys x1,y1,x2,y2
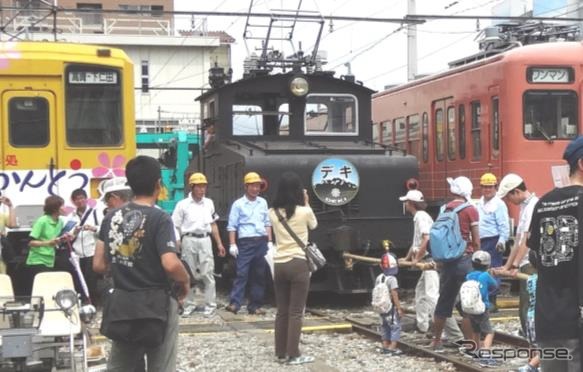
[
  {"x1": 371, "y1": 274, "x2": 393, "y2": 314},
  {"x1": 460, "y1": 279, "x2": 486, "y2": 315}
]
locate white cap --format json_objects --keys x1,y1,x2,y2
[
  {"x1": 101, "y1": 177, "x2": 131, "y2": 196},
  {"x1": 497, "y1": 173, "x2": 523, "y2": 198},
  {"x1": 447, "y1": 176, "x2": 473, "y2": 201},
  {"x1": 472, "y1": 250, "x2": 491, "y2": 266},
  {"x1": 399, "y1": 190, "x2": 424, "y2": 202}
]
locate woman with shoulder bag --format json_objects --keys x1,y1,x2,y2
[{"x1": 268, "y1": 172, "x2": 318, "y2": 366}]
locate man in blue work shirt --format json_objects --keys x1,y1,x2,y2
[
  {"x1": 225, "y1": 172, "x2": 273, "y2": 315},
  {"x1": 477, "y1": 172, "x2": 510, "y2": 312}
]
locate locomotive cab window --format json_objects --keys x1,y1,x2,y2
[
  {"x1": 523, "y1": 90, "x2": 577, "y2": 140},
  {"x1": 233, "y1": 105, "x2": 264, "y2": 135},
  {"x1": 304, "y1": 94, "x2": 358, "y2": 136},
  {"x1": 232, "y1": 102, "x2": 290, "y2": 136},
  {"x1": 9, "y1": 97, "x2": 49, "y2": 147},
  {"x1": 65, "y1": 65, "x2": 123, "y2": 147}
]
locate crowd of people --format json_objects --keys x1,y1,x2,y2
[
  {"x1": 0, "y1": 134, "x2": 582, "y2": 371},
  {"x1": 388, "y1": 137, "x2": 583, "y2": 371}
]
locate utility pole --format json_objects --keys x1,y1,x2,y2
[{"x1": 407, "y1": 0, "x2": 418, "y2": 81}]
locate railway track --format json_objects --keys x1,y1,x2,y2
[{"x1": 346, "y1": 315, "x2": 530, "y2": 372}]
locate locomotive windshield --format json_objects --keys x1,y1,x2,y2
[
  {"x1": 304, "y1": 94, "x2": 358, "y2": 136},
  {"x1": 65, "y1": 65, "x2": 123, "y2": 147},
  {"x1": 523, "y1": 90, "x2": 577, "y2": 140}
]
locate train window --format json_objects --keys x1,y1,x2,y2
[
  {"x1": 277, "y1": 103, "x2": 290, "y2": 136},
  {"x1": 523, "y1": 90, "x2": 578, "y2": 140},
  {"x1": 65, "y1": 66, "x2": 123, "y2": 147},
  {"x1": 394, "y1": 117, "x2": 406, "y2": 149},
  {"x1": 407, "y1": 114, "x2": 420, "y2": 157},
  {"x1": 447, "y1": 107, "x2": 456, "y2": 160},
  {"x1": 471, "y1": 101, "x2": 481, "y2": 160},
  {"x1": 304, "y1": 94, "x2": 358, "y2": 136},
  {"x1": 492, "y1": 97, "x2": 500, "y2": 154},
  {"x1": 9, "y1": 97, "x2": 49, "y2": 147},
  {"x1": 435, "y1": 109, "x2": 444, "y2": 161},
  {"x1": 422, "y1": 112, "x2": 428, "y2": 162},
  {"x1": 381, "y1": 120, "x2": 392, "y2": 144},
  {"x1": 372, "y1": 122, "x2": 381, "y2": 143},
  {"x1": 458, "y1": 105, "x2": 466, "y2": 159},
  {"x1": 233, "y1": 105, "x2": 263, "y2": 135}
]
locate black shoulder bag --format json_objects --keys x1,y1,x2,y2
[
  {"x1": 100, "y1": 286, "x2": 170, "y2": 348},
  {"x1": 274, "y1": 208, "x2": 326, "y2": 273}
]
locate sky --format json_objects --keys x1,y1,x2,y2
[{"x1": 173, "y1": 0, "x2": 574, "y2": 92}]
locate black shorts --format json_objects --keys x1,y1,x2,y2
[{"x1": 469, "y1": 311, "x2": 493, "y2": 335}]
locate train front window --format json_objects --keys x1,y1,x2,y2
[
  {"x1": 304, "y1": 94, "x2": 358, "y2": 136},
  {"x1": 65, "y1": 66, "x2": 123, "y2": 147},
  {"x1": 523, "y1": 90, "x2": 577, "y2": 140},
  {"x1": 9, "y1": 97, "x2": 49, "y2": 147}
]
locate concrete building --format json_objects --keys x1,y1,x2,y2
[{"x1": 0, "y1": 0, "x2": 234, "y2": 131}]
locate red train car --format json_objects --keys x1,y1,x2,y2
[{"x1": 372, "y1": 41, "x2": 580, "y2": 216}]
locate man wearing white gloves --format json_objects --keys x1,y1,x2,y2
[
  {"x1": 172, "y1": 172, "x2": 225, "y2": 317},
  {"x1": 225, "y1": 172, "x2": 273, "y2": 315}
]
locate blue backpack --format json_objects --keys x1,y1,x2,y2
[{"x1": 429, "y1": 202, "x2": 470, "y2": 262}]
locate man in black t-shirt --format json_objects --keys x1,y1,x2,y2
[
  {"x1": 526, "y1": 136, "x2": 583, "y2": 371},
  {"x1": 94, "y1": 156, "x2": 190, "y2": 372}
]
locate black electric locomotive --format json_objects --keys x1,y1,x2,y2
[{"x1": 194, "y1": 59, "x2": 418, "y2": 293}]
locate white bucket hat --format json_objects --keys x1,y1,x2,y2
[
  {"x1": 101, "y1": 177, "x2": 131, "y2": 198},
  {"x1": 447, "y1": 176, "x2": 473, "y2": 201}
]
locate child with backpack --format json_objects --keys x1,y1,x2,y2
[
  {"x1": 372, "y1": 252, "x2": 404, "y2": 356},
  {"x1": 460, "y1": 251, "x2": 498, "y2": 367}
]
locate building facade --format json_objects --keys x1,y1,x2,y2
[{"x1": 0, "y1": 0, "x2": 233, "y2": 131}]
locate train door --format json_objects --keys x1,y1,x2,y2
[
  {"x1": 431, "y1": 98, "x2": 453, "y2": 200},
  {"x1": 1, "y1": 89, "x2": 57, "y2": 199},
  {"x1": 490, "y1": 94, "x2": 501, "y2": 172}
]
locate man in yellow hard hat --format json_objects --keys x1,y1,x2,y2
[
  {"x1": 225, "y1": 171, "x2": 273, "y2": 315},
  {"x1": 476, "y1": 173, "x2": 509, "y2": 312},
  {"x1": 172, "y1": 172, "x2": 225, "y2": 317}
]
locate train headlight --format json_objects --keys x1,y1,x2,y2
[{"x1": 290, "y1": 77, "x2": 309, "y2": 97}]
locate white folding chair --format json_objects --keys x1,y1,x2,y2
[
  {"x1": 0, "y1": 274, "x2": 15, "y2": 337},
  {"x1": 31, "y1": 271, "x2": 81, "y2": 337},
  {"x1": 0, "y1": 274, "x2": 13, "y2": 297}
]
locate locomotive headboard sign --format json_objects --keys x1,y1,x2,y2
[{"x1": 311, "y1": 158, "x2": 360, "y2": 206}]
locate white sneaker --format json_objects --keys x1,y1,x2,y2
[
  {"x1": 203, "y1": 306, "x2": 216, "y2": 316},
  {"x1": 182, "y1": 305, "x2": 196, "y2": 317}
]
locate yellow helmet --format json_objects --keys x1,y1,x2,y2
[
  {"x1": 480, "y1": 172, "x2": 497, "y2": 186},
  {"x1": 189, "y1": 172, "x2": 208, "y2": 185},
  {"x1": 244, "y1": 172, "x2": 262, "y2": 184}
]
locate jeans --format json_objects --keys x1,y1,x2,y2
[
  {"x1": 107, "y1": 298, "x2": 179, "y2": 372},
  {"x1": 435, "y1": 255, "x2": 472, "y2": 318},
  {"x1": 229, "y1": 237, "x2": 268, "y2": 312},
  {"x1": 480, "y1": 236, "x2": 502, "y2": 295},
  {"x1": 519, "y1": 263, "x2": 536, "y2": 336},
  {"x1": 274, "y1": 258, "x2": 310, "y2": 358}
]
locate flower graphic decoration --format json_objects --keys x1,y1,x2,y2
[
  {"x1": 0, "y1": 42, "x2": 21, "y2": 69},
  {"x1": 92, "y1": 153, "x2": 126, "y2": 178}
]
